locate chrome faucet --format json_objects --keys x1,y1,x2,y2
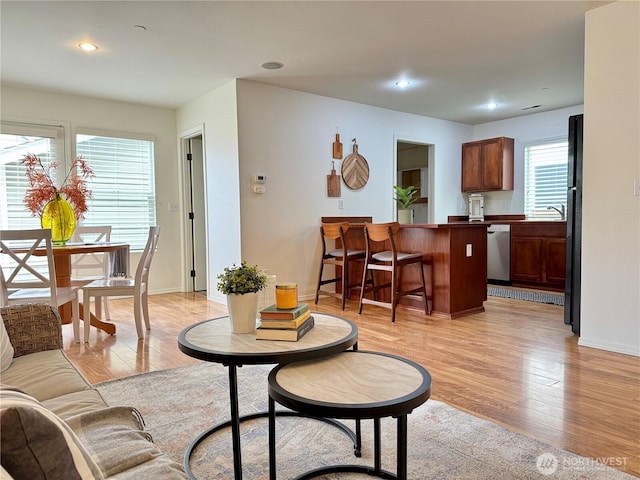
[{"x1": 547, "y1": 204, "x2": 566, "y2": 220}]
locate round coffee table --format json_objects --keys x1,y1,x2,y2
[
  {"x1": 267, "y1": 350, "x2": 432, "y2": 480},
  {"x1": 177, "y1": 313, "x2": 358, "y2": 480}
]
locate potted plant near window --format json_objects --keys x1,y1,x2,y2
[
  {"x1": 394, "y1": 185, "x2": 418, "y2": 224},
  {"x1": 217, "y1": 261, "x2": 267, "y2": 333}
]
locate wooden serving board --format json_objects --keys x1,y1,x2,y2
[
  {"x1": 341, "y1": 153, "x2": 369, "y2": 190},
  {"x1": 327, "y1": 168, "x2": 341, "y2": 197}
]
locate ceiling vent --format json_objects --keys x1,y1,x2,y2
[{"x1": 521, "y1": 104, "x2": 543, "y2": 111}]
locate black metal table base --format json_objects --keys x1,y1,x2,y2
[
  {"x1": 269, "y1": 400, "x2": 409, "y2": 480},
  {"x1": 183, "y1": 365, "x2": 361, "y2": 480}
]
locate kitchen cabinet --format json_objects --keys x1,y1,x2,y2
[
  {"x1": 462, "y1": 137, "x2": 514, "y2": 192},
  {"x1": 510, "y1": 222, "x2": 566, "y2": 290},
  {"x1": 400, "y1": 168, "x2": 427, "y2": 203}
]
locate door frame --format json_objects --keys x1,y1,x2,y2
[
  {"x1": 179, "y1": 124, "x2": 208, "y2": 293},
  {"x1": 393, "y1": 135, "x2": 435, "y2": 223}
]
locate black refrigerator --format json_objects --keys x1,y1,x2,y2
[{"x1": 564, "y1": 114, "x2": 583, "y2": 334}]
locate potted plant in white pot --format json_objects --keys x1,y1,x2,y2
[
  {"x1": 394, "y1": 185, "x2": 418, "y2": 224},
  {"x1": 217, "y1": 261, "x2": 267, "y2": 333}
]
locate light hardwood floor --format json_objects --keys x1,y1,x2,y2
[{"x1": 62, "y1": 292, "x2": 640, "y2": 477}]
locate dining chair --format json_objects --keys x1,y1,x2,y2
[
  {"x1": 315, "y1": 222, "x2": 370, "y2": 310},
  {"x1": 358, "y1": 222, "x2": 432, "y2": 322},
  {"x1": 71, "y1": 225, "x2": 112, "y2": 320},
  {"x1": 0, "y1": 228, "x2": 81, "y2": 339},
  {"x1": 80, "y1": 226, "x2": 161, "y2": 341}
]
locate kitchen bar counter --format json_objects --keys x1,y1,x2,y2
[
  {"x1": 342, "y1": 222, "x2": 488, "y2": 319},
  {"x1": 448, "y1": 214, "x2": 566, "y2": 226}
]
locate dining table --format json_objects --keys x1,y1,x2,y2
[{"x1": 34, "y1": 242, "x2": 129, "y2": 335}]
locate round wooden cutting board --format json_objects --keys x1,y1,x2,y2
[{"x1": 341, "y1": 142, "x2": 369, "y2": 190}]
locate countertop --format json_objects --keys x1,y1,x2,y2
[{"x1": 447, "y1": 214, "x2": 566, "y2": 225}]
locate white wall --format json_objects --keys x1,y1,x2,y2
[
  {"x1": 234, "y1": 80, "x2": 471, "y2": 299},
  {"x1": 581, "y1": 1, "x2": 639, "y2": 356},
  {"x1": 0, "y1": 86, "x2": 181, "y2": 294},
  {"x1": 472, "y1": 105, "x2": 584, "y2": 216},
  {"x1": 176, "y1": 81, "x2": 242, "y2": 304}
]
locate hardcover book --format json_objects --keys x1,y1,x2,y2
[
  {"x1": 258, "y1": 310, "x2": 312, "y2": 329},
  {"x1": 259, "y1": 302, "x2": 310, "y2": 320},
  {"x1": 256, "y1": 316, "x2": 315, "y2": 341}
]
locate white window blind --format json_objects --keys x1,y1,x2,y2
[
  {"x1": 0, "y1": 122, "x2": 65, "y2": 230},
  {"x1": 1, "y1": 122, "x2": 65, "y2": 278},
  {"x1": 524, "y1": 139, "x2": 568, "y2": 219},
  {"x1": 76, "y1": 133, "x2": 156, "y2": 250}
]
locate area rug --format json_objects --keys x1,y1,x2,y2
[
  {"x1": 96, "y1": 363, "x2": 633, "y2": 480},
  {"x1": 488, "y1": 286, "x2": 564, "y2": 306}
]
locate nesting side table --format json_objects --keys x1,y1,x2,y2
[{"x1": 268, "y1": 350, "x2": 432, "y2": 480}]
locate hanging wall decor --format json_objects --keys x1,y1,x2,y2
[
  {"x1": 327, "y1": 161, "x2": 341, "y2": 197},
  {"x1": 341, "y1": 138, "x2": 369, "y2": 190},
  {"x1": 332, "y1": 133, "x2": 343, "y2": 159}
]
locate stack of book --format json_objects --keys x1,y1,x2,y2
[{"x1": 256, "y1": 303, "x2": 314, "y2": 341}]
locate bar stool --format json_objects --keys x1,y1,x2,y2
[
  {"x1": 315, "y1": 222, "x2": 369, "y2": 310},
  {"x1": 358, "y1": 222, "x2": 432, "y2": 322}
]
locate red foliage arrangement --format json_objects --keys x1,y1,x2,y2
[{"x1": 21, "y1": 153, "x2": 94, "y2": 220}]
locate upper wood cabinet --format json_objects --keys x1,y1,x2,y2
[
  {"x1": 400, "y1": 168, "x2": 427, "y2": 203},
  {"x1": 461, "y1": 137, "x2": 514, "y2": 192}
]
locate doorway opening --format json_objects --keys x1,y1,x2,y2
[
  {"x1": 395, "y1": 139, "x2": 433, "y2": 224},
  {"x1": 181, "y1": 132, "x2": 207, "y2": 294}
]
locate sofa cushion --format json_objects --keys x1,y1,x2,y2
[
  {"x1": 1, "y1": 349, "x2": 92, "y2": 401},
  {"x1": 66, "y1": 407, "x2": 187, "y2": 479},
  {"x1": 43, "y1": 389, "x2": 109, "y2": 421},
  {"x1": 0, "y1": 389, "x2": 104, "y2": 480},
  {"x1": 1, "y1": 312, "x2": 15, "y2": 373}
]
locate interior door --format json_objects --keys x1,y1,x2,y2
[{"x1": 187, "y1": 137, "x2": 207, "y2": 293}]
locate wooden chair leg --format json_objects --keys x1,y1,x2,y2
[
  {"x1": 419, "y1": 261, "x2": 429, "y2": 315},
  {"x1": 358, "y1": 262, "x2": 369, "y2": 315},
  {"x1": 315, "y1": 260, "x2": 325, "y2": 305},
  {"x1": 341, "y1": 261, "x2": 348, "y2": 310},
  {"x1": 142, "y1": 291, "x2": 150, "y2": 330},
  {"x1": 391, "y1": 265, "x2": 399, "y2": 323},
  {"x1": 83, "y1": 290, "x2": 91, "y2": 343},
  {"x1": 71, "y1": 298, "x2": 80, "y2": 343}
]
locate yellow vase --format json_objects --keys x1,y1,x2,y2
[{"x1": 41, "y1": 193, "x2": 76, "y2": 245}]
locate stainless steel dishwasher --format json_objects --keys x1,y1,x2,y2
[{"x1": 487, "y1": 224, "x2": 511, "y2": 283}]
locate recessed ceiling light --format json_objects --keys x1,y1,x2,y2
[
  {"x1": 260, "y1": 61, "x2": 284, "y2": 70},
  {"x1": 395, "y1": 80, "x2": 410, "y2": 88},
  {"x1": 78, "y1": 42, "x2": 98, "y2": 52},
  {"x1": 486, "y1": 102, "x2": 498, "y2": 110}
]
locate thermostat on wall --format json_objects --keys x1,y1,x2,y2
[{"x1": 252, "y1": 174, "x2": 267, "y2": 184}]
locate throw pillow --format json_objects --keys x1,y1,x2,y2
[
  {"x1": 0, "y1": 313, "x2": 14, "y2": 373},
  {"x1": 0, "y1": 390, "x2": 104, "y2": 480}
]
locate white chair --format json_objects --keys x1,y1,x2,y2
[
  {"x1": 0, "y1": 228, "x2": 81, "y2": 340},
  {"x1": 71, "y1": 225, "x2": 112, "y2": 320},
  {"x1": 81, "y1": 226, "x2": 160, "y2": 341}
]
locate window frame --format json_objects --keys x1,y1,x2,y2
[
  {"x1": 523, "y1": 137, "x2": 569, "y2": 220},
  {"x1": 75, "y1": 129, "x2": 157, "y2": 251}
]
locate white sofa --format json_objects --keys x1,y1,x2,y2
[{"x1": 1, "y1": 303, "x2": 187, "y2": 480}]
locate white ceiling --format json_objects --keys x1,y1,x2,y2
[{"x1": 1, "y1": 1, "x2": 607, "y2": 125}]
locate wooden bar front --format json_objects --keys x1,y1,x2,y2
[{"x1": 341, "y1": 223, "x2": 487, "y2": 319}]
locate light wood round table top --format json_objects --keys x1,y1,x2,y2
[
  {"x1": 178, "y1": 313, "x2": 358, "y2": 365},
  {"x1": 269, "y1": 350, "x2": 432, "y2": 419}
]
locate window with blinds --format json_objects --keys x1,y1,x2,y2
[
  {"x1": 76, "y1": 133, "x2": 156, "y2": 251},
  {"x1": 0, "y1": 122, "x2": 65, "y2": 230},
  {"x1": 524, "y1": 139, "x2": 568, "y2": 219}
]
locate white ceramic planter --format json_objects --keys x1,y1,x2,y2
[
  {"x1": 398, "y1": 209, "x2": 414, "y2": 225},
  {"x1": 227, "y1": 292, "x2": 259, "y2": 333}
]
